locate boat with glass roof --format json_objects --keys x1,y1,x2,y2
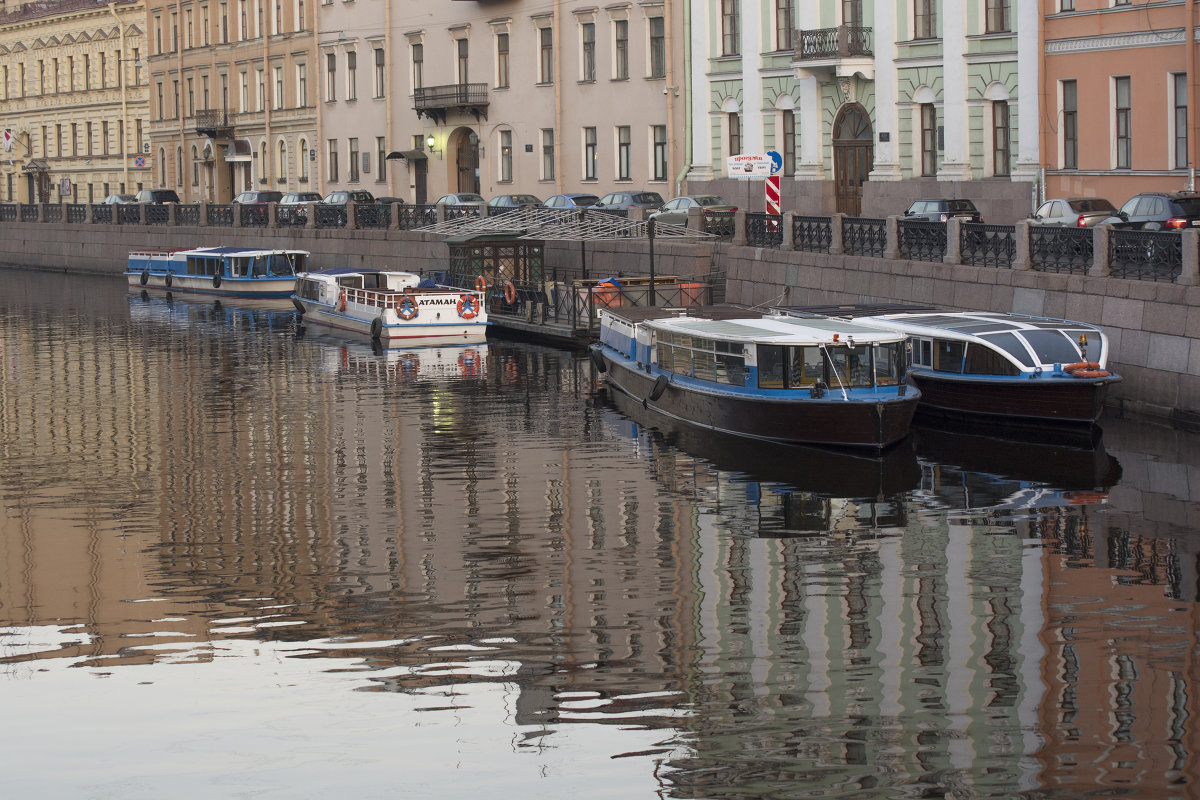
[
  {"x1": 777, "y1": 304, "x2": 1122, "y2": 428},
  {"x1": 126, "y1": 246, "x2": 307, "y2": 298},
  {"x1": 591, "y1": 305, "x2": 920, "y2": 450}
]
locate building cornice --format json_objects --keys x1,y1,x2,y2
[{"x1": 1046, "y1": 28, "x2": 1185, "y2": 55}]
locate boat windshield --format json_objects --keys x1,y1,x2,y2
[
  {"x1": 824, "y1": 345, "x2": 874, "y2": 389},
  {"x1": 1018, "y1": 329, "x2": 1083, "y2": 365},
  {"x1": 978, "y1": 332, "x2": 1035, "y2": 368},
  {"x1": 270, "y1": 254, "x2": 296, "y2": 276},
  {"x1": 872, "y1": 343, "x2": 902, "y2": 386}
]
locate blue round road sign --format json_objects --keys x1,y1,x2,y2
[{"x1": 767, "y1": 150, "x2": 783, "y2": 175}]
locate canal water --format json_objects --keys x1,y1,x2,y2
[{"x1": 1, "y1": 268, "x2": 1198, "y2": 799}]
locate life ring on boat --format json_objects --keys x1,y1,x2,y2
[
  {"x1": 1063, "y1": 361, "x2": 1099, "y2": 373},
  {"x1": 504, "y1": 280, "x2": 516, "y2": 305},
  {"x1": 457, "y1": 294, "x2": 479, "y2": 319},
  {"x1": 1070, "y1": 368, "x2": 1110, "y2": 379},
  {"x1": 398, "y1": 293, "x2": 419, "y2": 320},
  {"x1": 475, "y1": 275, "x2": 487, "y2": 292},
  {"x1": 140, "y1": 269, "x2": 149, "y2": 286},
  {"x1": 338, "y1": 289, "x2": 347, "y2": 312},
  {"x1": 370, "y1": 316, "x2": 384, "y2": 340},
  {"x1": 291, "y1": 296, "x2": 306, "y2": 314},
  {"x1": 212, "y1": 273, "x2": 222, "y2": 289},
  {"x1": 165, "y1": 271, "x2": 173, "y2": 288}
]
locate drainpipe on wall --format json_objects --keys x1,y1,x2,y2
[
  {"x1": 110, "y1": 2, "x2": 131, "y2": 193},
  {"x1": 673, "y1": 0, "x2": 691, "y2": 198},
  {"x1": 1189, "y1": 0, "x2": 1196, "y2": 191},
  {"x1": 554, "y1": 0, "x2": 563, "y2": 193},
  {"x1": 262, "y1": 10, "x2": 270, "y2": 191},
  {"x1": 384, "y1": 0, "x2": 392, "y2": 196}
]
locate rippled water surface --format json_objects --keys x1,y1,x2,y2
[{"x1": 2, "y1": 269, "x2": 1199, "y2": 799}]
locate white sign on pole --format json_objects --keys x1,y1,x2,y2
[{"x1": 725, "y1": 153, "x2": 773, "y2": 178}]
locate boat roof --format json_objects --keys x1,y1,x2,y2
[
  {"x1": 299, "y1": 267, "x2": 418, "y2": 278},
  {"x1": 777, "y1": 304, "x2": 1104, "y2": 337},
  {"x1": 178, "y1": 246, "x2": 309, "y2": 257},
  {"x1": 609, "y1": 307, "x2": 905, "y2": 345}
]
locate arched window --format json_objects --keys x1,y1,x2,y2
[
  {"x1": 260, "y1": 139, "x2": 268, "y2": 180},
  {"x1": 278, "y1": 140, "x2": 288, "y2": 180},
  {"x1": 159, "y1": 147, "x2": 167, "y2": 185},
  {"x1": 298, "y1": 137, "x2": 309, "y2": 181},
  {"x1": 176, "y1": 145, "x2": 183, "y2": 186},
  {"x1": 192, "y1": 145, "x2": 199, "y2": 185}
]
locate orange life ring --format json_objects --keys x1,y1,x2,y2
[
  {"x1": 1071, "y1": 368, "x2": 1110, "y2": 379},
  {"x1": 1063, "y1": 361, "x2": 1099, "y2": 373},
  {"x1": 504, "y1": 280, "x2": 516, "y2": 305},
  {"x1": 339, "y1": 289, "x2": 346, "y2": 312},
  {"x1": 457, "y1": 294, "x2": 478, "y2": 319},
  {"x1": 398, "y1": 293, "x2": 419, "y2": 320},
  {"x1": 475, "y1": 275, "x2": 487, "y2": 292}
]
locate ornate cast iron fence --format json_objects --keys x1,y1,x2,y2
[
  {"x1": 117, "y1": 204, "x2": 141, "y2": 224},
  {"x1": 314, "y1": 204, "x2": 346, "y2": 228},
  {"x1": 276, "y1": 204, "x2": 308, "y2": 227},
  {"x1": 146, "y1": 205, "x2": 170, "y2": 225},
  {"x1": 206, "y1": 204, "x2": 233, "y2": 227},
  {"x1": 1030, "y1": 227, "x2": 1092, "y2": 274},
  {"x1": 66, "y1": 204, "x2": 88, "y2": 223},
  {"x1": 42, "y1": 204, "x2": 63, "y2": 223},
  {"x1": 20, "y1": 204, "x2": 39, "y2": 222},
  {"x1": 1108, "y1": 229, "x2": 1182, "y2": 282},
  {"x1": 746, "y1": 212, "x2": 783, "y2": 248},
  {"x1": 897, "y1": 220, "x2": 946, "y2": 262},
  {"x1": 239, "y1": 204, "x2": 269, "y2": 227},
  {"x1": 176, "y1": 204, "x2": 201, "y2": 225},
  {"x1": 399, "y1": 204, "x2": 437, "y2": 230},
  {"x1": 792, "y1": 216, "x2": 833, "y2": 253},
  {"x1": 703, "y1": 210, "x2": 735, "y2": 240},
  {"x1": 90, "y1": 204, "x2": 112, "y2": 223},
  {"x1": 960, "y1": 223, "x2": 1015, "y2": 268},
  {"x1": 0, "y1": 204, "x2": 17, "y2": 222},
  {"x1": 355, "y1": 203, "x2": 390, "y2": 229},
  {"x1": 842, "y1": 217, "x2": 886, "y2": 257}
]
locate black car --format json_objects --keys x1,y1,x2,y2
[
  {"x1": 1100, "y1": 192, "x2": 1200, "y2": 230},
  {"x1": 902, "y1": 198, "x2": 983, "y2": 223},
  {"x1": 135, "y1": 188, "x2": 181, "y2": 204}
]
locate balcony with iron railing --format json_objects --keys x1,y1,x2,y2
[
  {"x1": 413, "y1": 83, "x2": 489, "y2": 125},
  {"x1": 194, "y1": 108, "x2": 235, "y2": 138},
  {"x1": 793, "y1": 25, "x2": 874, "y2": 79}
]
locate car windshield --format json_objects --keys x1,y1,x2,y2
[
  {"x1": 946, "y1": 200, "x2": 977, "y2": 213},
  {"x1": 350, "y1": 192, "x2": 374, "y2": 201},
  {"x1": 573, "y1": 195, "x2": 599, "y2": 205},
  {"x1": 259, "y1": 192, "x2": 282, "y2": 202},
  {"x1": 1068, "y1": 198, "x2": 1115, "y2": 213},
  {"x1": 458, "y1": 194, "x2": 484, "y2": 202},
  {"x1": 513, "y1": 195, "x2": 539, "y2": 204},
  {"x1": 1171, "y1": 197, "x2": 1200, "y2": 215},
  {"x1": 695, "y1": 196, "x2": 727, "y2": 206},
  {"x1": 634, "y1": 193, "x2": 664, "y2": 204}
]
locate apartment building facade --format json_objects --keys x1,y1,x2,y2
[
  {"x1": 1042, "y1": 0, "x2": 1199, "y2": 207},
  {"x1": 0, "y1": 0, "x2": 148, "y2": 203},
  {"x1": 687, "y1": 0, "x2": 1040, "y2": 223},
  {"x1": 143, "y1": 0, "x2": 318, "y2": 202}
]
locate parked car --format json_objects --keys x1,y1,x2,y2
[
  {"x1": 1099, "y1": 191, "x2": 1200, "y2": 230},
  {"x1": 375, "y1": 196, "x2": 407, "y2": 205},
  {"x1": 435, "y1": 193, "x2": 486, "y2": 207},
  {"x1": 594, "y1": 191, "x2": 665, "y2": 212},
  {"x1": 135, "y1": 188, "x2": 181, "y2": 204},
  {"x1": 103, "y1": 193, "x2": 136, "y2": 204},
  {"x1": 902, "y1": 198, "x2": 982, "y2": 223},
  {"x1": 542, "y1": 193, "x2": 600, "y2": 209},
  {"x1": 487, "y1": 194, "x2": 542, "y2": 211},
  {"x1": 647, "y1": 195, "x2": 737, "y2": 227},
  {"x1": 1029, "y1": 197, "x2": 1117, "y2": 228},
  {"x1": 321, "y1": 189, "x2": 376, "y2": 205},
  {"x1": 280, "y1": 191, "x2": 323, "y2": 205},
  {"x1": 233, "y1": 190, "x2": 283, "y2": 205}
]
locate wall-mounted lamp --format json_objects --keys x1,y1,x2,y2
[{"x1": 425, "y1": 134, "x2": 442, "y2": 159}]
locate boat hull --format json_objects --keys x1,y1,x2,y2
[
  {"x1": 908, "y1": 370, "x2": 1119, "y2": 427},
  {"x1": 297, "y1": 300, "x2": 488, "y2": 346},
  {"x1": 125, "y1": 271, "x2": 295, "y2": 299},
  {"x1": 598, "y1": 349, "x2": 918, "y2": 450}
]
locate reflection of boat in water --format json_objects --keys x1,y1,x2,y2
[
  {"x1": 600, "y1": 387, "x2": 918, "y2": 535},
  {"x1": 316, "y1": 338, "x2": 489, "y2": 383},
  {"x1": 913, "y1": 420, "x2": 1122, "y2": 511},
  {"x1": 126, "y1": 289, "x2": 297, "y2": 332}
]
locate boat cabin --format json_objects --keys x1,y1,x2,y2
[{"x1": 181, "y1": 247, "x2": 306, "y2": 279}]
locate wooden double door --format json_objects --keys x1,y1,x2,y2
[{"x1": 833, "y1": 104, "x2": 873, "y2": 217}]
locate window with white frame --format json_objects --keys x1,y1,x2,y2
[
  {"x1": 374, "y1": 48, "x2": 385, "y2": 97},
  {"x1": 614, "y1": 19, "x2": 629, "y2": 79},
  {"x1": 722, "y1": 0, "x2": 739, "y2": 56},
  {"x1": 260, "y1": 140, "x2": 268, "y2": 179},
  {"x1": 256, "y1": 67, "x2": 264, "y2": 110},
  {"x1": 192, "y1": 145, "x2": 199, "y2": 185},
  {"x1": 376, "y1": 137, "x2": 385, "y2": 182},
  {"x1": 920, "y1": 103, "x2": 936, "y2": 175},
  {"x1": 1114, "y1": 75, "x2": 1131, "y2": 169},
  {"x1": 782, "y1": 110, "x2": 796, "y2": 177},
  {"x1": 239, "y1": 70, "x2": 248, "y2": 111},
  {"x1": 583, "y1": 127, "x2": 597, "y2": 180},
  {"x1": 1173, "y1": 73, "x2": 1188, "y2": 170},
  {"x1": 652, "y1": 125, "x2": 667, "y2": 180},
  {"x1": 581, "y1": 22, "x2": 596, "y2": 82},
  {"x1": 539, "y1": 27, "x2": 553, "y2": 83},
  {"x1": 728, "y1": 112, "x2": 741, "y2": 156},
  {"x1": 992, "y1": 101, "x2": 1010, "y2": 176},
  {"x1": 1061, "y1": 79, "x2": 1077, "y2": 169},
  {"x1": 349, "y1": 138, "x2": 359, "y2": 182},
  {"x1": 541, "y1": 128, "x2": 555, "y2": 179},
  {"x1": 279, "y1": 140, "x2": 288, "y2": 179},
  {"x1": 412, "y1": 43, "x2": 423, "y2": 90},
  {"x1": 914, "y1": 0, "x2": 936, "y2": 39},
  {"x1": 346, "y1": 51, "x2": 356, "y2": 100},
  {"x1": 274, "y1": 66, "x2": 283, "y2": 109},
  {"x1": 500, "y1": 129, "x2": 512, "y2": 181},
  {"x1": 456, "y1": 38, "x2": 468, "y2": 84},
  {"x1": 325, "y1": 52, "x2": 335, "y2": 101},
  {"x1": 496, "y1": 32, "x2": 510, "y2": 88},
  {"x1": 776, "y1": 0, "x2": 792, "y2": 51},
  {"x1": 617, "y1": 126, "x2": 631, "y2": 179},
  {"x1": 299, "y1": 137, "x2": 309, "y2": 181},
  {"x1": 986, "y1": 0, "x2": 1010, "y2": 33},
  {"x1": 649, "y1": 17, "x2": 665, "y2": 78},
  {"x1": 328, "y1": 138, "x2": 338, "y2": 182},
  {"x1": 297, "y1": 63, "x2": 307, "y2": 106}
]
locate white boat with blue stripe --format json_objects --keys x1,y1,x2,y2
[
  {"x1": 126, "y1": 246, "x2": 307, "y2": 298},
  {"x1": 292, "y1": 267, "x2": 488, "y2": 346}
]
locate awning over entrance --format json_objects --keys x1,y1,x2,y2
[
  {"x1": 386, "y1": 150, "x2": 427, "y2": 162},
  {"x1": 223, "y1": 139, "x2": 253, "y2": 162},
  {"x1": 21, "y1": 158, "x2": 49, "y2": 172}
]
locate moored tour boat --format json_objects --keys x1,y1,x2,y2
[
  {"x1": 591, "y1": 305, "x2": 921, "y2": 450},
  {"x1": 779, "y1": 304, "x2": 1121, "y2": 429},
  {"x1": 293, "y1": 267, "x2": 488, "y2": 346},
  {"x1": 126, "y1": 246, "x2": 307, "y2": 298}
]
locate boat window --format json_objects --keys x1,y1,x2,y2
[
  {"x1": 910, "y1": 337, "x2": 933, "y2": 367},
  {"x1": 271, "y1": 254, "x2": 295, "y2": 276},
  {"x1": 873, "y1": 343, "x2": 901, "y2": 386},
  {"x1": 932, "y1": 339, "x2": 964, "y2": 373},
  {"x1": 788, "y1": 346, "x2": 823, "y2": 387},
  {"x1": 252, "y1": 256, "x2": 270, "y2": 277},
  {"x1": 977, "y1": 332, "x2": 1034, "y2": 367},
  {"x1": 715, "y1": 353, "x2": 745, "y2": 386},
  {"x1": 963, "y1": 344, "x2": 1021, "y2": 376},
  {"x1": 825, "y1": 345, "x2": 874, "y2": 388},
  {"x1": 234, "y1": 257, "x2": 250, "y2": 277},
  {"x1": 693, "y1": 350, "x2": 716, "y2": 382},
  {"x1": 757, "y1": 345, "x2": 786, "y2": 388},
  {"x1": 1020, "y1": 330, "x2": 1082, "y2": 365}
]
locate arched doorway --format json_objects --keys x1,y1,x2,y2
[
  {"x1": 450, "y1": 127, "x2": 480, "y2": 194},
  {"x1": 833, "y1": 104, "x2": 873, "y2": 216}
]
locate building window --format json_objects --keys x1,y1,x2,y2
[
  {"x1": 914, "y1": 0, "x2": 936, "y2": 39},
  {"x1": 582, "y1": 22, "x2": 595, "y2": 82},
  {"x1": 328, "y1": 139, "x2": 338, "y2": 182},
  {"x1": 649, "y1": 17, "x2": 665, "y2": 78},
  {"x1": 1060, "y1": 0, "x2": 1074, "y2": 9},
  {"x1": 614, "y1": 20, "x2": 628, "y2": 80},
  {"x1": 346, "y1": 51, "x2": 356, "y2": 100},
  {"x1": 496, "y1": 33, "x2": 509, "y2": 88},
  {"x1": 176, "y1": 145, "x2": 183, "y2": 186},
  {"x1": 617, "y1": 125, "x2": 631, "y2": 179},
  {"x1": 1062, "y1": 79, "x2": 1077, "y2": 169},
  {"x1": 274, "y1": 66, "x2": 283, "y2": 110},
  {"x1": 500, "y1": 129, "x2": 512, "y2": 181},
  {"x1": 280, "y1": 140, "x2": 288, "y2": 179},
  {"x1": 722, "y1": 0, "x2": 739, "y2": 56},
  {"x1": 1115, "y1": 76, "x2": 1131, "y2": 169},
  {"x1": 376, "y1": 137, "x2": 385, "y2": 182},
  {"x1": 456, "y1": 38, "x2": 468, "y2": 84},
  {"x1": 173, "y1": 79, "x2": 180, "y2": 117},
  {"x1": 159, "y1": 147, "x2": 167, "y2": 186},
  {"x1": 1175, "y1": 73, "x2": 1188, "y2": 170},
  {"x1": 260, "y1": 140, "x2": 268, "y2": 180},
  {"x1": 921, "y1": 103, "x2": 937, "y2": 175},
  {"x1": 584, "y1": 127, "x2": 597, "y2": 180},
  {"x1": 986, "y1": 0, "x2": 1010, "y2": 33},
  {"x1": 187, "y1": 77, "x2": 194, "y2": 116},
  {"x1": 776, "y1": 0, "x2": 792, "y2": 51},
  {"x1": 192, "y1": 145, "x2": 199, "y2": 185},
  {"x1": 782, "y1": 110, "x2": 795, "y2": 177},
  {"x1": 349, "y1": 138, "x2": 359, "y2": 182},
  {"x1": 539, "y1": 27, "x2": 554, "y2": 84},
  {"x1": 374, "y1": 48, "x2": 385, "y2": 98},
  {"x1": 297, "y1": 63, "x2": 307, "y2": 106},
  {"x1": 992, "y1": 101, "x2": 1010, "y2": 176},
  {"x1": 325, "y1": 52, "x2": 336, "y2": 101},
  {"x1": 728, "y1": 113, "x2": 741, "y2": 156},
  {"x1": 295, "y1": 0, "x2": 304, "y2": 32},
  {"x1": 157, "y1": 82, "x2": 164, "y2": 119},
  {"x1": 412, "y1": 43, "x2": 423, "y2": 90},
  {"x1": 86, "y1": 122, "x2": 93, "y2": 155},
  {"x1": 102, "y1": 121, "x2": 109, "y2": 154},
  {"x1": 256, "y1": 68, "x2": 264, "y2": 111},
  {"x1": 299, "y1": 137, "x2": 309, "y2": 181},
  {"x1": 220, "y1": 2, "x2": 228, "y2": 42},
  {"x1": 653, "y1": 125, "x2": 667, "y2": 180},
  {"x1": 240, "y1": 71, "x2": 249, "y2": 111},
  {"x1": 541, "y1": 129, "x2": 555, "y2": 179}
]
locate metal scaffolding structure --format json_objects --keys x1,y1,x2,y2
[{"x1": 416, "y1": 207, "x2": 713, "y2": 241}]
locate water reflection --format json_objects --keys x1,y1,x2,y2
[{"x1": 0, "y1": 271, "x2": 1198, "y2": 799}]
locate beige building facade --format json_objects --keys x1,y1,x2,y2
[
  {"x1": 0, "y1": 0, "x2": 148, "y2": 203},
  {"x1": 144, "y1": 0, "x2": 318, "y2": 203}
]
